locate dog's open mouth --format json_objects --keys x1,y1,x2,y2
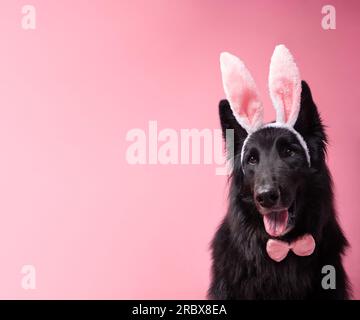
[
  {"x1": 261, "y1": 201, "x2": 295, "y2": 237},
  {"x1": 263, "y1": 210, "x2": 289, "y2": 237}
]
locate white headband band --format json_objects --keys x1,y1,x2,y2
[
  {"x1": 240, "y1": 123, "x2": 311, "y2": 168},
  {"x1": 220, "y1": 44, "x2": 311, "y2": 170}
]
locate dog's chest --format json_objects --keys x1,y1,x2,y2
[{"x1": 235, "y1": 252, "x2": 315, "y2": 299}]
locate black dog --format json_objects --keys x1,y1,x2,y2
[{"x1": 208, "y1": 81, "x2": 351, "y2": 299}]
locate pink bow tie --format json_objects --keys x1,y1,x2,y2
[{"x1": 266, "y1": 234, "x2": 316, "y2": 262}]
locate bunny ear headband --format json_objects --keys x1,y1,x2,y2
[{"x1": 220, "y1": 44, "x2": 311, "y2": 168}]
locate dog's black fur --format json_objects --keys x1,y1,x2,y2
[{"x1": 208, "y1": 81, "x2": 351, "y2": 300}]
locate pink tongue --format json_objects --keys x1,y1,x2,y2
[{"x1": 263, "y1": 210, "x2": 288, "y2": 237}]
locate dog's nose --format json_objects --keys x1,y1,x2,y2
[{"x1": 256, "y1": 188, "x2": 279, "y2": 208}]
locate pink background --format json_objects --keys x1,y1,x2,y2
[{"x1": 0, "y1": 0, "x2": 359, "y2": 299}]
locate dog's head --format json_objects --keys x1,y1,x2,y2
[{"x1": 219, "y1": 46, "x2": 327, "y2": 238}]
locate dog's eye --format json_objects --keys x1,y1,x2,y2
[
  {"x1": 247, "y1": 155, "x2": 258, "y2": 165},
  {"x1": 283, "y1": 148, "x2": 295, "y2": 157}
]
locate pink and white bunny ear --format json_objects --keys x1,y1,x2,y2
[
  {"x1": 268, "y1": 45, "x2": 302, "y2": 127},
  {"x1": 220, "y1": 52, "x2": 263, "y2": 133}
]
